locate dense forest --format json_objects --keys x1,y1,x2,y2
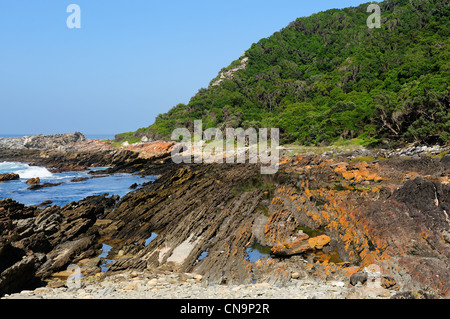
[{"x1": 117, "y1": 0, "x2": 449, "y2": 147}]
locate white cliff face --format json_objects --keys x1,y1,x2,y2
[{"x1": 210, "y1": 55, "x2": 249, "y2": 87}]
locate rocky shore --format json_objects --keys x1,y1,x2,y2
[
  {"x1": 0, "y1": 132, "x2": 87, "y2": 151},
  {"x1": 0, "y1": 133, "x2": 449, "y2": 299},
  {"x1": 2, "y1": 269, "x2": 397, "y2": 299}
]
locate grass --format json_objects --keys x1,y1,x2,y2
[
  {"x1": 350, "y1": 156, "x2": 376, "y2": 162},
  {"x1": 256, "y1": 204, "x2": 270, "y2": 217},
  {"x1": 283, "y1": 138, "x2": 368, "y2": 157},
  {"x1": 433, "y1": 150, "x2": 450, "y2": 159},
  {"x1": 231, "y1": 175, "x2": 276, "y2": 198},
  {"x1": 296, "y1": 225, "x2": 325, "y2": 238}
]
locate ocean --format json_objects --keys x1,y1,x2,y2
[{"x1": 0, "y1": 161, "x2": 155, "y2": 207}]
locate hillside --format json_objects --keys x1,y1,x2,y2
[{"x1": 116, "y1": 0, "x2": 449, "y2": 147}]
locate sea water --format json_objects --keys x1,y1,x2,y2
[{"x1": 0, "y1": 161, "x2": 156, "y2": 207}]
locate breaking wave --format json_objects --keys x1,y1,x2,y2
[{"x1": 0, "y1": 162, "x2": 53, "y2": 179}]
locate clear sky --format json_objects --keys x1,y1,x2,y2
[{"x1": 0, "y1": 0, "x2": 370, "y2": 136}]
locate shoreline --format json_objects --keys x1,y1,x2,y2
[
  {"x1": 1, "y1": 269, "x2": 395, "y2": 300},
  {"x1": 0, "y1": 133, "x2": 449, "y2": 299}
]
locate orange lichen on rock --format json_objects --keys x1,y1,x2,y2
[
  {"x1": 264, "y1": 155, "x2": 450, "y2": 295},
  {"x1": 343, "y1": 266, "x2": 361, "y2": 278},
  {"x1": 334, "y1": 161, "x2": 383, "y2": 183},
  {"x1": 271, "y1": 234, "x2": 310, "y2": 256},
  {"x1": 125, "y1": 141, "x2": 176, "y2": 159},
  {"x1": 308, "y1": 235, "x2": 331, "y2": 249},
  {"x1": 439, "y1": 175, "x2": 449, "y2": 185}
]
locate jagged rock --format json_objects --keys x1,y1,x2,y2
[
  {"x1": 37, "y1": 200, "x2": 53, "y2": 208},
  {"x1": 0, "y1": 195, "x2": 119, "y2": 296},
  {"x1": 0, "y1": 255, "x2": 42, "y2": 297},
  {"x1": 28, "y1": 182, "x2": 62, "y2": 190},
  {"x1": 0, "y1": 132, "x2": 86, "y2": 151},
  {"x1": 0, "y1": 140, "x2": 449, "y2": 297},
  {"x1": 0, "y1": 173, "x2": 19, "y2": 182},
  {"x1": 129, "y1": 183, "x2": 138, "y2": 189},
  {"x1": 26, "y1": 177, "x2": 40, "y2": 185},
  {"x1": 36, "y1": 236, "x2": 95, "y2": 278}
]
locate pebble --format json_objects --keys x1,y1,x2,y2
[
  {"x1": 1, "y1": 270, "x2": 395, "y2": 300},
  {"x1": 291, "y1": 272, "x2": 300, "y2": 279}
]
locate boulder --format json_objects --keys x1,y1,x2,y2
[
  {"x1": 0, "y1": 173, "x2": 19, "y2": 182},
  {"x1": 350, "y1": 272, "x2": 368, "y2": 286},
  {"x1": 308, "y1": 235, "x2": 331, "y2": 250},
  {"x1": 35, "y1": 236, "x2": 96, "y2": 278},
  {"x1": 28, "y1": 182, "x2": 62, "y2": 190},
  {"x1": 271, "y1": 235, "x2": 331, "y2": 257},
  {"x1": 0, "y1": 255, "x2": 42, "y2": 296},
  {"x1": 0, "y1": 195, "x2": 118, "y2": 296},
  {"x1": 26, "y1": 177, "x2": 40, "y2": 185},
  {"x1": 271, "y1": 234, "x2": 310, "y2": 256}
]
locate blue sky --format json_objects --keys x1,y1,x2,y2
[{"x1": 0, "y1": 0, "x2": 370, "y2": 136}]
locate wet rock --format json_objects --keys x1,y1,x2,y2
[
  {"x1": 129, "y1": 183, "x2": 138, "y2": 190},
  {"x1": 28, "y1": 182, "x2": 62, "y2": 190},
  {"x1": 26, "y1": 178, "x2": 40, "y2": 185},
  {"x1": 71, "y1": 177, "x2": 89, "y2": 183},
  {"x1": 0, "y1": 173, "x2": 19, "y2": 182},
  {"x1": 37, "y1": 200, "x2": 53, "y2": 208},
  {"x1": 0, "y1": 195, "x2": 119, "y2": 297}
]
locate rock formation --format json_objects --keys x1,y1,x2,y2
[
  {"x1": 0, "y1": 132, "x2": 86, "y2": 151},
  {"x1": 0, "y1": 174, "x2": 19, "y2": 182},
  {"x1": 0, "y1": 138, "x2": 448, "y2": 298},
  {"x1": 0, "y1": 195, "x2": 118, "y2": 296}
]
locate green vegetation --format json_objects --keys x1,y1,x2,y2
[
  {"x1": 432, "y1": 149, "x2": 450, "y2": 159},
  {"x1": 231, "y1": 175, "x2": 276, "y2": 198},
  {"x1": 119, "y1": 0, "x2": 449, "y2": 147},
  {"x1": 296, "y1": 225, "x2": 325, "y2": 238},
  {"x1": 350, "y1": 156, "x2": 376, "y2": 162}
]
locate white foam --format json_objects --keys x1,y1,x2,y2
[
  {"x1": 16, "y1": 166, "x2": 53, "y2": 179},
  {"x1": 0, "y1": 162, "x2": 53, "y2": 179},
  {"x1": 0, "y1": 162, "x2": 27, "y2": 173}
]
